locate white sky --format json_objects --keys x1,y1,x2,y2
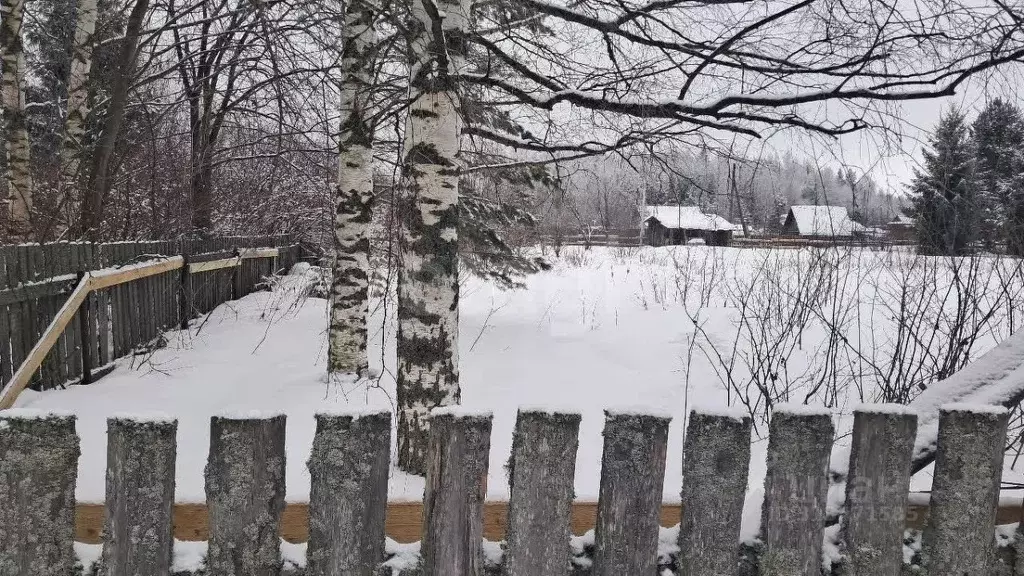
[{"x1": 777, "y1": 67, "x2": 1024, "y2": 194}]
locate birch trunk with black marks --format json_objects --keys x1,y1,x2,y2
[
  {"x1": 61, "y1": 0, "x2": 98, "y2": 185},
  {"x1": 329, "y1": 0, "x2": 376, "y2": 377},
  {"x1": 396, "y1": 0, "x2": 468, "y2": 474},
  {"x1": 0, "y1": 0, "x2": 32, "y2": 235}
]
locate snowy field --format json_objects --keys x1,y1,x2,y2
[{"x1": 15, "y1": 245, "x2": 1024, "y2": 518}]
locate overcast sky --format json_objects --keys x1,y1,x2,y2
[{"x1": 776, "y1": 68, "x2": 1024, "y2": 194}]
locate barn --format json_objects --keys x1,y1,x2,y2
[
  {"x1": 643, "y1": 205, "x2": 737, "y2": 246},
  {"x1": 886, "y1": 213, "x2": 916, "y2": 242},
  {"x1": 782, "y1": 205, "x2": 865, "y2": 240}
]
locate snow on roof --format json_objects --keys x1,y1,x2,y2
[
  {"x1": 787, "y1": 205, "x2": 863, "y2": 237},
  {"x1": 891, "y1": 213, "x2": 915, "y2": 226},
  {"x1": 645, "y1": 205, "x2": 737, "y2": 232}
]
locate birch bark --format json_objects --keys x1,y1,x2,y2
[
  {"x1": 61, "y1": 0, "x2": 98, "y2": 184},
  {"x1": 329, "y1": 0, "x2": 376, "y2": 377},
  {"x1": 1, "y1": 0, "x2": 32, "y2": 234},
  {"x1": 396, "y1": 0, "x2": 469, "y2": 474}
]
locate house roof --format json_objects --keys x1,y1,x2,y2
[
  {"x1": 890, "y1": 213, "x2": 914, "y2": 226},
  {"x1": 787, "y1": 205, "x2": 864, "y2": 237},
  {"x1": 645, "y1": 205, "x2": 737, "y2": 232}
]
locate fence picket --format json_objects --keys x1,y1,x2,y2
[
  {"x1": 306, "y1": 411, "x2": 391, "y2": 576},
  {"x1": 0, "y1": 412, "x2": 79, "y2": 576},
  {"x1": 0, "y1": 237, "x2": 291, "y2": 392},
  {"x1": 206, "y1": 414, "x2": 287, "y2": 576},
  {"x1": 421, "y1": 409, "x2": 493, "y2": 576},
  {"x1": 503, "y1": 409, "x2": 580, "y2": 576},
  {"x1": 760, "y1": 408, "x2": 833, "y2": 576},
  {"x1": 921, "y1": 406, "x2": 1008, "y2": 576},
  {"x1": 101, "y1": 417, "x2": 177, "y2": 575},
  {"x1": 677, "y1": 409, "x2": 751, "y2": 576},
  {"x1": 844, "y1": 406, "x2": 917, "y2": 576},
  {"x1": 592, "y1": 411, "x2": 671, "y2": 576}
]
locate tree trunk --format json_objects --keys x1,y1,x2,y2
[
  {"x1": 81, "y1": 0, "x2": 150, "y2": 239},
  {"x1": 396, "y1": 0, "x2": 467, "y2": 474},
  {"x1": 329, "y1": 0, "x2": 375, "y2": 377},
  {"x1": 60, "y1": 0, "x2": 98, "y2": 187},
  {"x1": 1, "y1": 0, "x2": 33, "y2": 236}
]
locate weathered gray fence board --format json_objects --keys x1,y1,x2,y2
[
  {"x1": 921, "y1": 406, "x2": 1008, "y2": 576},
  {"x1": 678, "y1": 409, "x2": 751, "y2": 576},
  {"x1": 0, "y1": 412, "x2": 80, "y2": 576},
  {"x1": 206, "y1": 415, "x2": 287, "y2": 576},
  {"x1": 504, "y1": 409, "x2": 581, "y2": 576},
  {"x1": 593, "y1": 411, "x2": 671, "y2": 576},
  {"x1": 421, "y1": 410, "x2": 493, "y2": 576},
  {"x1": 760, "y1": 408, "x2": 834, "y2": 576},
  {"x1": 307, "y1": 411, "x2": 391, "y2": 576},
  {"x1": 844, "y1": 407, "x2": 917, "y2": 576},
  {"x1": 0, "y1": 236, "x2": 293, "y2": 393},
  {"x1": 101, "y1": 417, "x2": 177, "y2": 575}
]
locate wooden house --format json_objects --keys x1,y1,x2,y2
[
  {"x1": 782, "y1": 206, "x2": 865, "y2": 240},
  {"x1": 643, "y1": 205, "x2": 737, "y2": 246}
]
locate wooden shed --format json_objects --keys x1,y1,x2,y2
[
  {"x1": 643, "y1": 206, "x2": 737, "y2": 247},
  {"x1": 782, "y1": 205, "x2": 865, "y2": 240}
]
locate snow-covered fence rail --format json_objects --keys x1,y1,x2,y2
[
  {"x1": 2, "y1": 403, "x2": 1021, "y2": 575},
  {"x1": 0, "y1": 236, "x2": 298, "y2": 402}
]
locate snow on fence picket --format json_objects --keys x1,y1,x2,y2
[
  {"x1": 0, "y1": 236, "x2": 299, "y2": 401},
  {"x1": 0, "y1": 405, "x2": 1017, "y2": 575}
]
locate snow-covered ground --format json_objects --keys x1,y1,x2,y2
[{"x1": 14, "y1": 245, "x2": 1024, "y2": 519}]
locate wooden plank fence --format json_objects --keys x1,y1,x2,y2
[
  {"x1": 0, "y1": 236, "x2": 298, "y2": 397},
  {"x1": 1, "y1": 404, "x2": 1020, "y2": 575}
]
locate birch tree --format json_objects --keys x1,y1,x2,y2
[
  {"x1": 396, "y1": 0, "x2": 468, "y2": 474},
  {"x1": 1, "y1": 0, "x2": 33, "y2": 235},
  {"x1": 329, "y1": 0, "x2": 376, "y2": 377},
  {"x1": 60, "y1": 0, "x2": 98, "y2": 186}
]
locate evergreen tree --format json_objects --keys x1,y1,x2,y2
[
  {"x1": 907, "y1": 108, "x2": 978, "y2": 256},
  {"x1": 972, "y1": 98, "x2": 1024, "y2": 255}
]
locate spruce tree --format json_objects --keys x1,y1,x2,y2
[
  {"x1": 907, "y1": 108, "x2": 978, "y2": 256},
  {"x1": 972, "y1": 98, "x2": 1024, "y2": 255}
]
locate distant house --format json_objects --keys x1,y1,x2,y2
[
  {"x1": 782, "y1": 206, "x2": 865, "y2": 239},
  {"x1": 643, "y1": 205, "x2": 737, "y2": 246},
  {"x1": 886, "y1": 213, "x2": 916, "y2": 242}
]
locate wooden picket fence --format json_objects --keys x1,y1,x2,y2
[
  {"x1": 0, "y1": 236, "x2": 298, "y2": 397},
  {"x1": 0, "y1": 404, "x2": 1015, "y2": 575}
]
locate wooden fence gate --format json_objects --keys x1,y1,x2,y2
[
  {"x1": 0, "y1": 236, "x2": 298, "y2": 399},
  {"x1": 0, "y1": 403, "x2": 1015, "y2": 575}
]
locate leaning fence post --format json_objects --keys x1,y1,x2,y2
[
  {"x1": 205, "y1": 413, "x2": 287, "y2": 576},
  {"x1": 101, "y1": 415, "x2": 177, "y2": 576},
  {"x1": 677, "y1": 407, "x2": 751, "y2": 576},
  {"x1": 921, "y1": 404, "x2": 1008, "y2": 576},
  {"x1": 421, "y1": 408, "x2": 493, "y2": 576},
  {"x1": 760, "y1": 405, "x2": 834, "y2": 576},
  {"x1": 503, "y1": 409, "x2": 581, "y2": 576},
  {"x1": 179, "y1": 252, "x2": 191, "y2": 330},
  {"x1": 77, "y1": 270, "x2": 93, "y2": 384},
  {"x1": 844, "y1": 405, "x2": 917, "y2": 576},
  {"x1": 592, "y1": 410, "x2": 671, "y2": 576},
  {"x1": 306, "y1": 410, "x2": 391, "y2": 576},
  {"x1": 0, "y1": 410, "x2": 80, "y2": 576}
]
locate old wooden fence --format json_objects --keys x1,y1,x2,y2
[
  {"x1": 0, "y1": 236, "x2": 298, "y2": 401},
  {"x1": 0, "y1": 404, "x2": 1016, "y2": 575}
]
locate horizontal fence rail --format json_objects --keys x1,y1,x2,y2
[
  {"x1": 0, "y1": 236, "x2": 298, "y2": 402},
  {"x1": 0, "y1": 404, "x2": 1018, "y2": 575}
]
